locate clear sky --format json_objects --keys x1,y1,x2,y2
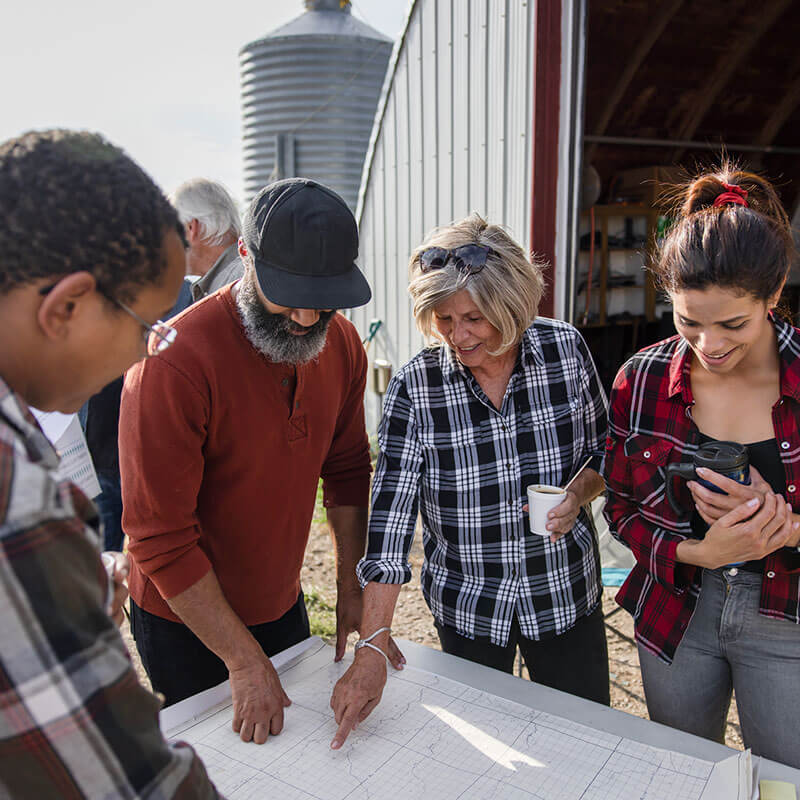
[{"x1": 0, "y1": 0, "x2": 408, "y2": 203}]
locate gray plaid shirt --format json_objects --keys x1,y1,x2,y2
[{"x1": 358, "y1": 318, "x2": 607, "y2": 646}]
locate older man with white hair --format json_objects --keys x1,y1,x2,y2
[{"x1": 171, "y1": 178, "x2": 242, "y2": 305}]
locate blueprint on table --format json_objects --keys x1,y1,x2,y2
[{"x1": 163, "y1": 639, "x2": 751, "y2": 800}]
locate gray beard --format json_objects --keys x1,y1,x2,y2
[{"x1": 235, "y1": 270, "x2": 335, "y2": 364}]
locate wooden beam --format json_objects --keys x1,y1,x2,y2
[
  {"x1": 671, "y1": 0, "x2": 791, "y2": 161},
  {"x1": 756, "y1": 71, "x2": 800, "y2": 148},
  {"x1": 586, "y1": 0, "x2": 685, "y2": 164},
  {"x1": 530, "y1": 0, "x2": 562, "y2": 319}
]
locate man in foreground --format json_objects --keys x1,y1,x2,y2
[{"x1": 0, "y1": 129, "x2": 221, "y2": 798}]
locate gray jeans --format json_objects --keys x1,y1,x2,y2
[{"x1": 638, "y1": 567, "x2": 800, "y2": 768}]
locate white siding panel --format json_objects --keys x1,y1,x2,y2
[
  {"x1": 452, "y1": 0, "x2": 471, "y2": 219},
  {"x1": 436, "y1": 0, "x2": 454, "y2": 224},
  {"x1": 371, "y1": 146, "x2": 386, "y2": 342},
  {"x1": 486, "y1": 0, "x2": 507, "y2": 223},
  {"x1": 421, "y1": 0, "x2": 439, "y2": 230},
  {"x1": 407, "y1": 9, "x2": 425, "y2": 252},
  {"x1": 506, "y1": 0, "x2": 532, "y2": 248},
  {"x1": 356, "y1": 0, "x2": 539, "y2": 433},
  {"x1": 469, "y1": 0, "x2": 489, "y2": 214},
  {"x1": 395, "y1": 48, "x2": 413, "y2": 365}
]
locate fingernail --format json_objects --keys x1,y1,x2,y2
[
  {"x1": 331, "y1": 741, "x2": 340, "y2": 750},
  {"x1": 794, "y1": 521, "x2": 799, "y2": 530},
  {"x1": 696, "y1": 467, "x2": 708, "y2": 475},
  {"x1": 747, "y1": 498, "x2": 760, "y2": 507}
]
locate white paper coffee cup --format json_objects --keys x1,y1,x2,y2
[{"x1": 527, "y1": 484, "x2": 566, "y2": 536}]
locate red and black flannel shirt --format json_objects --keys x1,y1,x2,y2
[{"x1": 603, "y1": 314, "x2": 800, "y2": 664}]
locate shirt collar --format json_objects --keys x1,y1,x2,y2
[
  {"x1": 439, "y1": 322, "x2": 545, "y2": 381},
  {"x1": 667, "y1": 313, "x2": 800, "y2": 403},
  {"x1": 773, "y1": 313, "x2": 800, "y2": 402},
  {"x1": 195, "y1": 243, "x2": 238, "y2": 295},
  {"x1": 667, "y1": 337, "x2": 692, "y2": 400}
]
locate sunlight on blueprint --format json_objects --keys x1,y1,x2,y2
[{"x1": 165, "y1": 640, "x2": 749, "y2": 800}]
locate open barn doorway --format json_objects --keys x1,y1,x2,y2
[{"x1": 572, "y1": 0, "x2": 800, "y2": 393}]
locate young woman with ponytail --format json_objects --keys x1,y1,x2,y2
[{"x1": 603, "y1": 163, "x2": 800, "y2": 767}]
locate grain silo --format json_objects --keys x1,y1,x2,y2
[{"x1": 239, "y1": 0, "x2": 393, "y2": 210}]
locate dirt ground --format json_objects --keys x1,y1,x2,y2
[{"x1": 122, "y1": 519, "x2": 743, "y2": 750}]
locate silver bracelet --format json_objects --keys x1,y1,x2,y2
[{"x1": 353, "y1": 626, "x2": 391, "y2": 662}]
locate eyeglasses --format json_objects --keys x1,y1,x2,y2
[
  {"x1": 418, "y1": 244, "x2": 495, "y2": 276},
  {"x1": 38, "y1": 283, "x2": 177, "y2": 357},
  {"x1": 115, "y1": 300, "x2": 177, "y2": 356}
]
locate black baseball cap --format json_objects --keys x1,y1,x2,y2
[{"x1": 242, "y1": 178, "x2": 371, "y2": 309}]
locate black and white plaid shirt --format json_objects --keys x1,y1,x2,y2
[{"x1": 358, "y1": 318, "x2": 608, "y2": 646}]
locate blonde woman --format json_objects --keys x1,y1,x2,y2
[{"x1": 330, "y1": 213, "x2": 609, "y2": 748}]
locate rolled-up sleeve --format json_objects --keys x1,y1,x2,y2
[
  {"x1": 575, "y1": 331, "x2": 608, "y2": 474},
  {"x1": 357, "y1": 374, "x2": 424, "y2": 586},
  {"x1": 119, "y1": 357, "x2": 212, "y2": 600}
]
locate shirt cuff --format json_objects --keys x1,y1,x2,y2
[
  {"x1": 356, "y1": 557, "x2": 412, "y2": 588},
  {"x1": 585, "y1": 453, "x2": 603, "y2": 475},
  {"x1": 323, "y1": 473, "x2": 371, "y2": 508},
  {"x1": 652, "y1": 533, "x2": 697, "y2": 592},
  {"x1": 147, "y1": 545, "x2": 213, "y2": 600}
]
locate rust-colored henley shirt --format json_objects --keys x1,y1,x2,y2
[{"x1": 119, "y1": 285, "x2": 371, "y2": 625}]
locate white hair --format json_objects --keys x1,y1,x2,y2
[{"x1": 170, "y1": 178, "x2": 241, "y2": 246}]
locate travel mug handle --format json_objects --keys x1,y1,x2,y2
[{"x1": 664, "y1": 462, "x2": 697, "y2": 516}]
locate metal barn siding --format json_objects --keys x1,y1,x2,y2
[
  {"x1": 239, "y1": 0, "x2": 392, "y2": 209},
  {"x1": 353, "y1": 0, "x2": 537, "y2": 431}
]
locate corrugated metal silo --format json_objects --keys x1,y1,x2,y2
[{"x1": 239, "y1": 0, "x2": 393, "y2": 210}]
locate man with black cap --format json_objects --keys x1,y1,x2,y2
[{"x1": 120, "y1": 179, "x2": 386, "y2": 745}]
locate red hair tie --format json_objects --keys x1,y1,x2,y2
[{"x1": 712, "y1": 182, "x2": 749, "y2": 208}]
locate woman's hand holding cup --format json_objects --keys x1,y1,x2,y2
[
  {"x1": 525, "y1": 486, "x2": 579, "y2": 542},
  {"x1": 697, "y1": 492, "x2": 796, "y2": 568},
  {"x1": 689, "y1": 464, "x2": 771, "y2": 524}
]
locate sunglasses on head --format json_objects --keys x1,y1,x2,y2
[{"x1": 418, "y1": 244, "x2": 494, "y2": 276}]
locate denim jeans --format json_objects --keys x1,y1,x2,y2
[{"x1": 638, "y1": 567, "x2": 800, "y2": 768}]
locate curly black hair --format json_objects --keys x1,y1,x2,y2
[{"x1": 0, "y1": 129, "x2": 185, "y2": 303}]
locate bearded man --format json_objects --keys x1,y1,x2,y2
[{"x1": 119, "y1": 179, "x2": 373, "y2": 745}]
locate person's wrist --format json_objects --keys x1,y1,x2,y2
[
  {"x1": 353, "y1": 642, "x2": 388, "y2": 667},
  {"x1": 225, "y1": 639, "x2": 267, "y2": 673},
  {"x1": 676, "y1": 538, "x2": 714, "y2": 570},
  {"x1": 336, "y1": 578, "x2": 362, "y2": 594}
]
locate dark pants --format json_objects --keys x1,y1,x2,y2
[
  {"x1": 96, "y1": 471, "x2": 124, "y2": 552},
  {"x1": 130, "y1": 592, "x2": 310, "y2": 707},
  {"x1": 436, "y1": 603, "x2": 610, "y2": 705}
]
